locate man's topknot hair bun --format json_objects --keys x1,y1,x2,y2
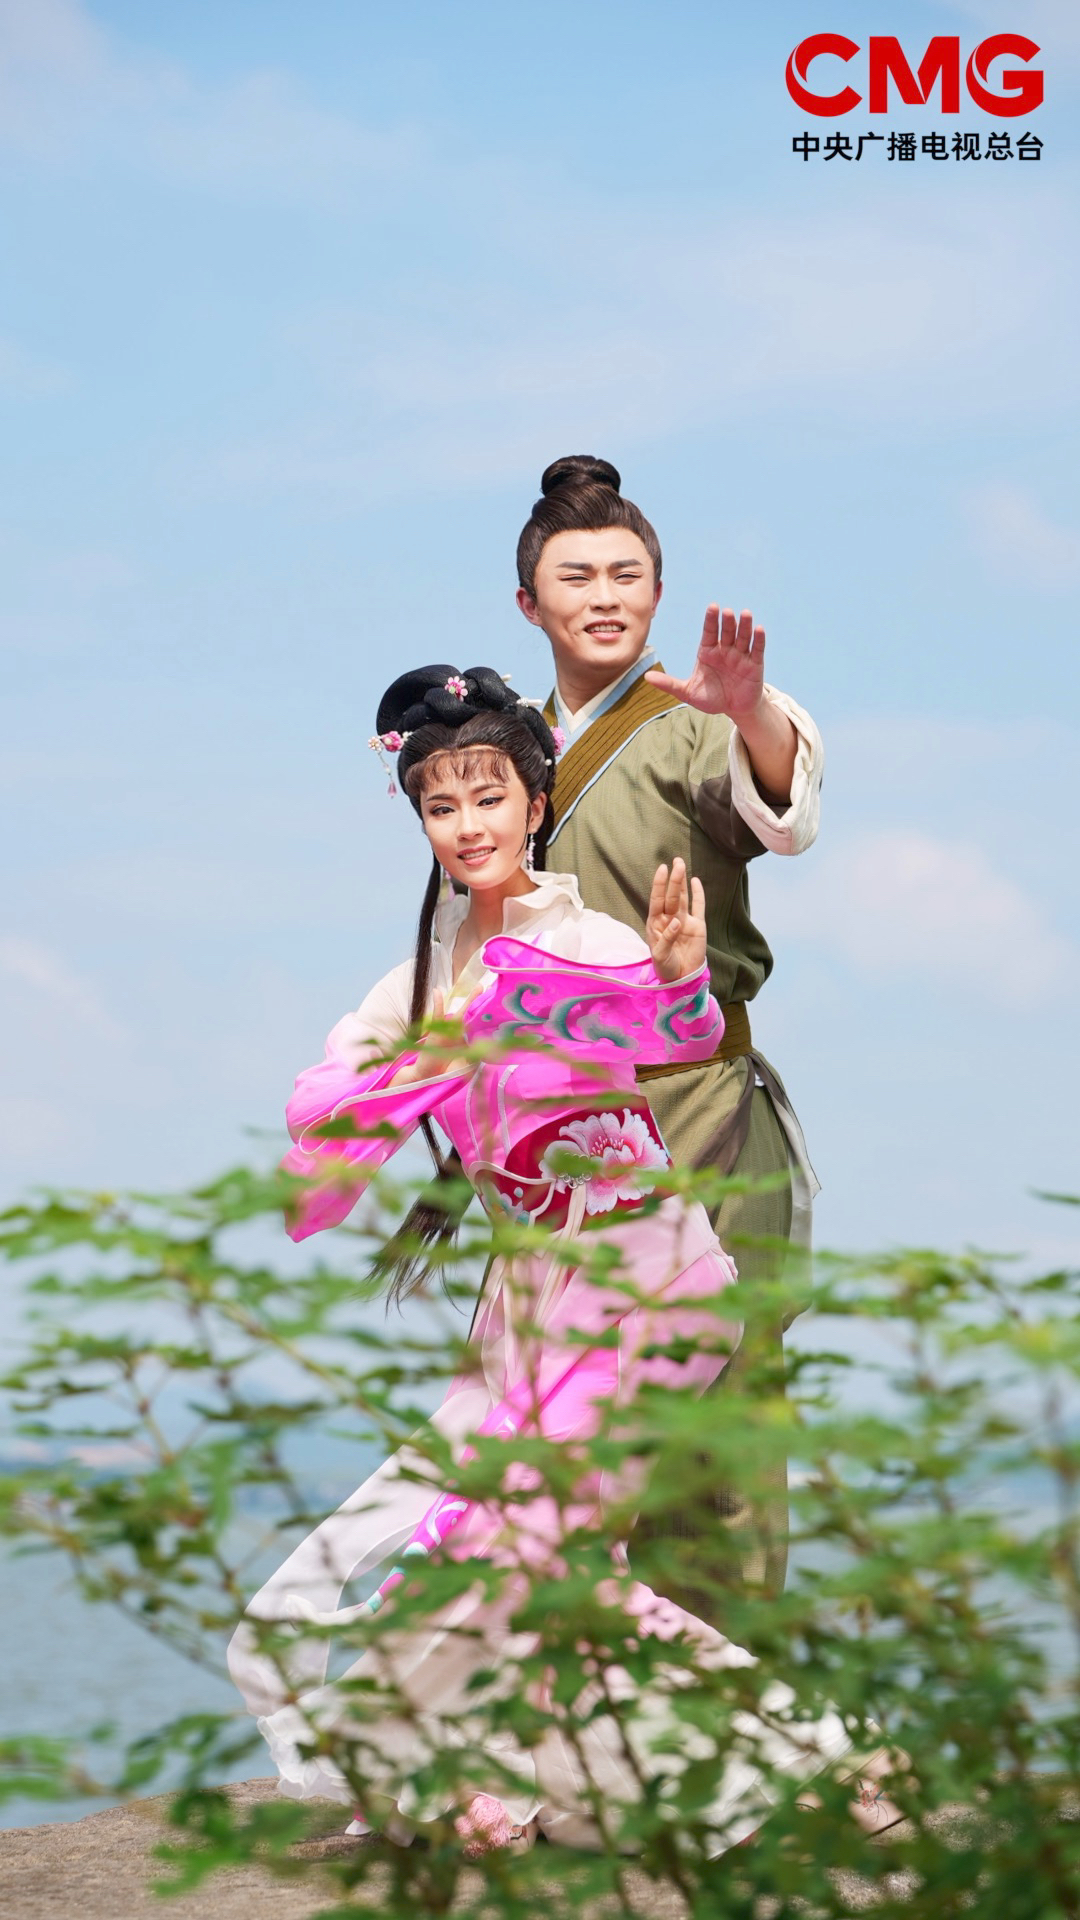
[
  {"x1": 517, "y1": 454, "x2": 661, "y2": 597},
  {"x1": 540, "y1": 454, "x2": 622, "y2": 498}
]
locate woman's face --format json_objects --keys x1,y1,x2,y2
[
  {"x1": 418, "y1": 754, "x2": 547, "y2": 893},
  {"x1": 516, "y1": 527, "x2": 662, "y2": 688}
]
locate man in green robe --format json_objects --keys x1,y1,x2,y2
[{"x1": 516, "y1": 461, "x2": 823, "y2": 1605}]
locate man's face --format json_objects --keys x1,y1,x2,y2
[{"x1": 516, "y1": 528, "x2": 661, "y2": 690}]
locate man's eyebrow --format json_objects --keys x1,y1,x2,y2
[{"x1": 554, "y1": 557, "x2": 644, "y2": 570}]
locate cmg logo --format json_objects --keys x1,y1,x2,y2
[{"x1": 785, "y1": 34, "x2": 1044, "y2": 117}]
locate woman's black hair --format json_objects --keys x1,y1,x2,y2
[
  {"x1": 515, "y1": 455, "x2": 663, "y2": 599},
  {"x1": 371, "y1": 666, "x2": 558, "y2": 1304}
]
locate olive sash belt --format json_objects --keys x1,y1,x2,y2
[{"x1": 636, "y1": 1000, "x2": 751, "y2": 1079}]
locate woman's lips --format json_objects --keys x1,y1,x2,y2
[{"x1": 458, "y1": 847, "x2": 496, "y2": 866}]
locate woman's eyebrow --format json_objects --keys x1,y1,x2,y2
[{"x1": 424, "y1": 780, "x2": 507, "y2": 803}]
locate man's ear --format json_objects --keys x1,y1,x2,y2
[
  {"x1": 516, "y1": 586, "x2": 544, "y2": 629},
  {"x1": 653, "y1": 578, "x2": 663, "y2": 614}
]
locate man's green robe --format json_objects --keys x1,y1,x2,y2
[{"x1": 545, "y1": 668, "x2": 822, "y2": 1605}]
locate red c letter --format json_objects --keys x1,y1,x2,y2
[
  {"x1": 966, "y1": 35, "x2": 1043, "y2": 117},
  {"x1": 785, "y1": 33, "x2": 861, "y2": 117}
]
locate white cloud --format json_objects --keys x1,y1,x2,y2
[
  {"x1": 0, "y1": 936, "x2": 124, "y2": 1038},
  {"x1": 0, "y1": 750, "x2": 102, "y2": 793},
  {"x1": 2, "y1": 2, "x2": 1076, "y2": 510},
  {"x1": 0, "y1": 0, "x2": 102, "y2": 76},
  {"x1": 762, "y1": 829, "x2": 1073, "y2": 1003},
  {"x1": 0, "y1": 525, "x2": 138, "y2": 658},
  {"x1": 183, "y1": 176, "x2": 1076, "y2": 506},
  {"x1": 0, "y1": 0, "x2": 141, "y2": 157},
  {"x1": 147, "y1": 68, "x2": 423, "y2": 207},
  {"x1": 818, "y1": 716, "x2": 1077, "y2": 857},
  {"x1": 57, "y1": 824, "x2": 426, "y2": 938},
  {"x1": 0, "y1": 333, "x2": 71, "y2": 397},
  {"x1": 61, "y1": 850, "x2": 338, "y2": 932},
  {"x1": 0, "y1": 0, "x2": 423, "y2": 201},
  {"x1": 0, "y1": 1093, "x2": 73, "y2": 1162},
  {"x1": 967, "y1": 483, "x2": 1080, "y2": 587},
  {"x1": 942, "y1": 0, "x2": 1080, "y2": 69}
]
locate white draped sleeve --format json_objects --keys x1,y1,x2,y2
[
  {"x1": 728, "y1": 684, "x2": 823, "y2": 857},
  {"x1": 323, "y1": 958, "x2": 416, "y2": 1072}
]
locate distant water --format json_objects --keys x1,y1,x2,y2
[
  {"x1": 0, "y1": 1543, "x2": 256, "y2": 1831},
  {"x1": 0, "y1": 1445, "x2": 381, "y2": 1832}
]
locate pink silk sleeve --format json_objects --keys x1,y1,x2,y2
[
  {"x1": 282, "y1": 1047, "x2": 471, "y2": 1242},
  {"x1": 633, "y1": 963, "x2": 723, "y2": 1065},
  {"x1": 468, "y1": 941, "x2": 723, "y2": 1070}
]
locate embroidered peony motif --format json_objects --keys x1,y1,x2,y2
[
  {"x1": 445, "y1": 675, "x2": 469, "y2": 699},
  {"x1": 540, "y1": 1109, "x2": 668, "y2": 1213}
]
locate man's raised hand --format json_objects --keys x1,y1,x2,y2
[
  {"x1": 645, "y1": 605, "x2": 766, "y2": 724},
  {"x1": 646, "y1": 858, "x2": 707, "y2": 982}
]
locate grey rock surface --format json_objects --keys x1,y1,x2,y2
[
  {"x1": 2, "y1": 1781, "x2": 361, "y2": 1920},
  {"x1": 0, "y1": 1778, "x2": 917, "y2": 1919}
]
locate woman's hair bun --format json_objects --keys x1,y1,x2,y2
[
  {"x1": 376, "y1": 664, "x2": 523, "y2": 737},
  {"x1": 540, "y1": 454, "x2": 621, "y2": 498}
]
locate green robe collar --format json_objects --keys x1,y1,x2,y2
[{"x1": 544, "y1": 667, "x2": 679, "y2": 840}]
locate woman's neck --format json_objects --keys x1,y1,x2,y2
[
  {"x1": 453, "y1": 868, "x2": 538, "y2": 973},
  {"x1": 466, "y1": 868, "x2": 537, "y2": 938}
]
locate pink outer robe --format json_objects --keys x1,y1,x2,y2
[{"x1": 227, "y1": 873, "x2": 851, "y2": 1852}]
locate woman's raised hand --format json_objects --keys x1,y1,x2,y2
[
  {"x1": 389, "y1": 991, "x2": 469, "y2": 1087},
  {"x1": 646, "y1": 858, "x2": 707, "y2": 982}
]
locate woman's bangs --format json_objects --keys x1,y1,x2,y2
[{"x1": 415, "y1": 746, "x2": 511, "y2": 795}]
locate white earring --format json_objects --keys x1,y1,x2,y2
[{"x1": 525, "y1": 833, "x2": 536, "y2": 873}]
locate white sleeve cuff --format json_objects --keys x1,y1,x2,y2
[
  {"x1": 326, "y1": 960, "x2": 414, "y2": 1071},
  {"x1": 728, "y1": 685, "x2": 824, "y2": 856}
]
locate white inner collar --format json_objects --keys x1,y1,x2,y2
[
  {"x1": 554, "y1": 648, "x2": 657, "y2": 736},
  {"x1": 434, "y1": 868, "x2": 584, "y2": 949}
]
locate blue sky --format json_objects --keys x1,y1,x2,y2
[{"x1": 3, "y1": 0, "x2": 1079, "y2": 1270}]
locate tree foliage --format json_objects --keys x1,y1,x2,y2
[{"x1": 1, "y1": 1161, "x2": 1078, "y2": 1917}]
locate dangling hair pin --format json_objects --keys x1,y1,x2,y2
[{"x1": 368, "y1": 730, "x2": 409, "y2": 797}]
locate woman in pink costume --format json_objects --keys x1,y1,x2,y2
[{"x1": 227, "y1": 665, "x2": 858, "y2": 1855}]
